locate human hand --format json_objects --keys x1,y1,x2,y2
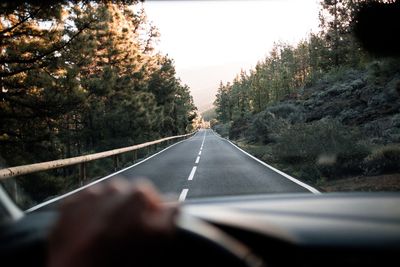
[{"x1": 47, "y1": 179, "x2": 179, "y2": 267}]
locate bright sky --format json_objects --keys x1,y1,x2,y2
[{"x1": 143, "y1": 0, "x2": 321, "y2": 112}]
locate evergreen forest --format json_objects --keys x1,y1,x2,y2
[
  {"x1": 212, "y1": 0, "x2": 400, "y2": 190},
  {"x1": 0, "y1": 0, "x2": 196, "y2": 206}
]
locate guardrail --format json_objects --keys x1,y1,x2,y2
[{"x1": 0, "y1": 132, "x2": 195, "y2": 183}]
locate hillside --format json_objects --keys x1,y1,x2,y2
[
  {"x1": 214, "y1": 60, "x2": 400, "y2": 191},
  {"x1": 211, "y1": 1, "x2": 400, "y2": 192},
  {"x1": 302, "y1": 64, "x2": 400, "y2": 143}
]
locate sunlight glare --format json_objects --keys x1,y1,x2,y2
[{"x1": 144, "y1": 0, "x2": 320, "y2": 111}]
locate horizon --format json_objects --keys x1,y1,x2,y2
[{"x1": 143, "y1": 0, "x2": 321, "y2": 112}]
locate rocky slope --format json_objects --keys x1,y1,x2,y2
[{"x1": 301, "y1": 65, "x2": 400, "y2": 144}]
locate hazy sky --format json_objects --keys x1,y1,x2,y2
[{"x1": 143, "y1": 0, "x2": 321, "y2": 112}]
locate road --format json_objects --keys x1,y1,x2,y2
[
  {"x1": 117, "y1": 129, "x2": 318, "y2": 201},
  {"x1": 28, "y1": 129, "x2": 319, "y2": 211}
]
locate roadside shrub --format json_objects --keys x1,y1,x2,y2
[
  {"x1": 291, "y1": 164, "x2": 322, "y2": 184},
  {"x1": 247, "y1": 103, "x2": 305, "y2": 144},
  {"x1": 318, "y1": 145, "x2": 370, "y2": 178},
  {"x1": 366, "y1": 59, "x2": 400, "y2": 87},
  {"x1": 363, "y1": 146, "x2": 400, "y2": 175},
  {"x1": 273, "y1": 119, "x2": 370, "y2": 180},
  {"x1": 248, "y1": 111, "x2": 288, "y2": 144},
  {"x1": 237, "y1": 142, "x2": 269, "y2": 161},
  {"x1": 266, "y1": 103, "x2": 305, "y2": 123},
  {"x1": 213, "y1": 123, "x2": 230, "y2": 138},
  {"x1": 321, "y1": 67, "x2": 362, "y2": 84},
  {"x1": 229, "y1": 116, "x2": 252, "y2": 140}
]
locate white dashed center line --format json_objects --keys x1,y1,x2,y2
[
  {"x1": 188, "y1": 166, "x2": 197, "y2": 180},
  {"x1": 179, "y1": 189, "x2": 189, "y2": 201},
  {"x1": 200, "y1": 132, "x2": 206, "y2": 148},
  {"x1": 179, "y1": 131, "x2": 206, "y2": 202}
]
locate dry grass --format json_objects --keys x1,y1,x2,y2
[{"x1": 320, "y1": 173, "x2": 400, "y2": 192}]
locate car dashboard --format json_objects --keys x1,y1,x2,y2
[
  {"x1": 183, "y1": 193, "x2": 400, "y2": 267},
  {"x1": 0, "y1": 192, "x2": 399, "y2": 267}
]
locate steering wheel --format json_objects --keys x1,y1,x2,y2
[
  {"x1": 175, "y1": 212, "x2": 265, "y2": 267},
  {"x1": 0, "y1": 211, "x2": 265, "y2": 267}
]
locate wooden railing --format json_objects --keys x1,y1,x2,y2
[{"x1": 0, "y1": 132, "x2": 195, "y2": 182}]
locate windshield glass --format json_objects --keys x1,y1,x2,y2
[{"x1": 1, "y1": 0, "x2": 399, "y2": 210}]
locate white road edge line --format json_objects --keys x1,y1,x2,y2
[
  {"x1": 198, "y1": 151, "x2": 202, "y2": 156},
  {"x1": 224, "y1": 137, "x2": 321, "y2": 195},
  {"x1": 26, "y1": 134, "x2": 199, "y2": 213},
  {"x1": 188, "y1": 166, "x2": 197, "y2": 181},
  {"x1": 179, "y1": 188, "x2": 189, "y2": 202},
  {"x1": 212, "y1": 130, "x2": 223, "y2": 139},
  {"x1": 195, "y1": 156, "x2": 200, "y2": 164}
]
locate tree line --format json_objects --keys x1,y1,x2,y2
[
  {"x1": 212, "y1": 0, "x2": 400, "y2": 189},
  {"x1": 0, "y1": 0, "x2": 197, "y2": 169},
  {"x1": 214, "y1": 0, "x2": 371, "y2": 123}
]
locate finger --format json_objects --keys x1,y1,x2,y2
[
  {"x1": 60, "y1": 184, "x2": 103, "y2": 210},
  {"x1": 103, "y1": 178, "x2": 130, "y2": 194},
  {"x1": 134, "y1": 180, "x2": 162, "y2": 204}
]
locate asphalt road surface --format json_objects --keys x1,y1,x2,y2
[
  {"x1": 29, "y1": 129, "x2": 319, "y2": 211},
  {"x1": 117, "y1": 129, "x2": 319, "y2": 201}
]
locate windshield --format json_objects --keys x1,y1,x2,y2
[{"x1": 0, "y1": 0, "x2": 399, "y2": 211}]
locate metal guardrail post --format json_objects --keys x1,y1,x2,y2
[
  {"x1": 113, "y1": 155, "x2": 119, "y2": 171},
  {"x1": 133, "y1": 150, "x2": 137, "y2": 163},
  {"x1": 79, "y1": 162, "x2": 86, "y2": 186}
]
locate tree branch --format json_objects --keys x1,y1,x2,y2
[
  {"x1": 0, "y1": 6, "x2": 43, "y2": 36},
  {"x1": 0, "y1": 23, "x2": 92, "y2": 78}
]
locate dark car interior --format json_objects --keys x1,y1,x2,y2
[
  {"x1": 1, "y1": 1, "x2": 400, "y2": 267},
  {"x1": 1, "y1": 193, "x2": 400, "y2": 267}
]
